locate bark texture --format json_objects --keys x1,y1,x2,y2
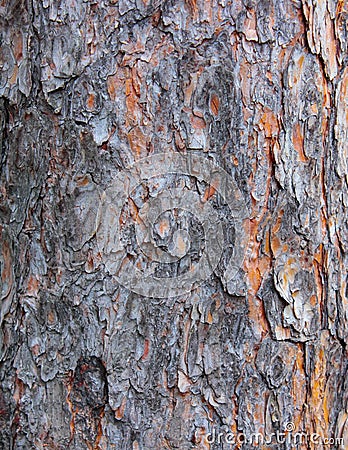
[{"x1": 0, "y1": 0, "x2": 348, "y2": 449}]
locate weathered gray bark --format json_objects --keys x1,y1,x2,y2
[{"x1": 0, "y1": 0, "x2": 347, "y2": 449}]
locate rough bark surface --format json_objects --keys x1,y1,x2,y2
[{"x1": 0, "y1": 0, "x2": 347, "y2": 449}]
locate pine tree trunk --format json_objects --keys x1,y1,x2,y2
[{"x1": 0, "y1": 0, "x2": 347, "y2": 449}]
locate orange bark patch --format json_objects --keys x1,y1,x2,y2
[
  {"x1": 203, "y1": 185, "x2": 216, "y2": 202},
  {"x1": 247, "y1": 222, "x2": 271, "y2": 295},
  {"x1": 184, "y1": 74, "x2": 198, "y2": 107},
  {"x1": 125, "y1": 80, "x2": 138, "y2": 125},
  {"x1": 141, "y1": 339, "x2": 150, "y2": 360},
  {"x1": 128, "y1": 197, "x2": 139, "y2": 222},
  {"x1": 85, "y1": 253, "x2": 95, "y2": 273},
  {"x1": 290, "y1": 348, "x2": 307, "y2": 429},
  {"x1": 13, "y1": 378, "x2": 25, "y2": 404},
  {"x1": 260, "y1": 109, "x2": 279, "y2": 138},
  {"x1": 47, "y1": 310, "x2": 56, "y2": 325},
  {"x1": 76, "y1": 175, "x2": 90, "y2": 187},
  {"x1": 244, "y1": 9, "x2": 258, "y2": 41},
  {"x1": 107, "y1": 74, "x2": 118, "y2": 101},
  {"x1": 152, "y1": 9, "x2": 161, "y2": 26},
  {"x1": 31, "y1": 344, "x2": 40, "y2": 356},
  {"x1": 125, "y1": 70, "x2": 143, "y2": 129},
  {"x1": 13, "y1": 31, "x2": 23, "y2": 60},
  {"x1": 308, "y1": 334, "x2": 330, "y2": 441},
  {"x1": 325, "y1": 15, "x2": 338, "y2": 79},
  {"x1": 174, "y1": 130, "x2": 186, "y2": 150},
  {"x1": 240, "y1": 59, "x2": 251, "y2": 106},
  {"x1": 298, "y1": 55, "x2": 305, "y2": 70},
  {"x1": 27, "y1": 275, "x2": 39, "y2": 297},
  {"x1": 115, "y1": 395, "x2": 127, "y2": 420},
  {"x1": 310, "y1": 295, "x2": 317, "y2": 307},
  {"x1": 249, "y1": 266, "x2": 261, "y2": 292},
  {"x1": 131, "y1": 66, "x2": 141, "y2": 96},
  {"x1": 9, "y1": 65, "x2": 18, "y2": 84},
  {"x1": 272, "y1": 210, "x2": 283, "y2": 233},
  {"x1": 107, "y1": 68, "x2": 127, "y2": 102},
  {"x1": 190, "y1": 115, "x2": 206, "y2": 130},
  {"x1": 210, "y1": 93, "x2": 220, "y2": 116},
  {"x1": 158, "y1": 217, "x2": 169, "y2": 237},
  {"x1": 86, "y1": 93, "x2": 95, "y2": 110},
  {"x1": 314, "y1": 243, "x2": 323, "y2": 265},
  {"x1": 56, "y1": 267, "x2": 63, "y2": 284},
  {"x1": 206, "y1": 311, "x2": 213, "y2": 324},
  {"x1": 185, "y1": 0, "x2": 197, "y2": 16},
  {"x1": 1, "y1": 241, "x2": 12, "y2": 284},
  {"x1": 127, "y1": 126, "x2": 149, "y2": 158},
  {"x1": 293, "y1": 123, "x2": 308, "y2": 162}
]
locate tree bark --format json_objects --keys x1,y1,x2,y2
[{"x1": 0, "y1": 0, "x2": 347, "y2": 449}]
